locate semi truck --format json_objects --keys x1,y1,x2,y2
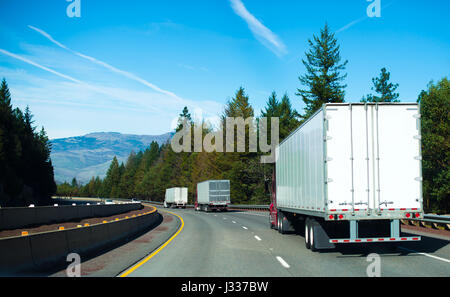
[
  {"x1": 164, "y1": 187, "x2": 188, "y2": 209},
  {"x1": 195, "y1": 180, "x2": 231, "y2": 212},
  {"x1": 270, "y1": 103, "x2": 423, "y2": 251}
]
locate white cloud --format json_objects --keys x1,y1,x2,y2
[
  {"x1": 1, "y1": 26, "x2": 227, "y2": 138},
  {"x1": 0, "y1": 48, "x2": 163, "y2": 113},
  {"x1": 229, "y1": 0, "x2": 287, "y2": 57},
  {"x1": 0, "y1": 48, "x2": 82, "y2": 84},
  {"x1": 336, "y1": 15, "x2": 368, "y2": 34},
  {"x1": 28, "y1": 25, "x2": 185, "y2": 104}
]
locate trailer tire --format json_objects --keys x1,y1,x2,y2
[
  {"x1": 278, "y1": 212, "x2": 287, "y2": 234},
  {"x1": 305, "y1": 219, "x2": 311, "y2": 250},
  {"x1": 309, "y1": 221, "x2": 317, "y2": 252},
  {"x1": 280, "y1": 215, "x2": 285, "y2": 234},
  {"x1": 277, "y1": 213, "x2": 282, "y2": 233}
]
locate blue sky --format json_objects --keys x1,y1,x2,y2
[{"x1": 0, "y1": 0, "x2": 449, "y2": 139}]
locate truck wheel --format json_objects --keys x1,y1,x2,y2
[
  {"x1": 278, "y1": 212, "x2": 288, "y2": 234},
  {"x1": 280, "y1": 216, "x2": 285, "y2": 234},
  {"x1": 277, "y1": 212, "x2": 282, "y2": 233},
  {"x1": 305, "y1": 220, "x2": 311, "y2": 249},
  {"x1": 277, "y1": 213, "x2": 281, "y2": 233},
  {"x1": 309, "y1": 221, "x2": 317, "y2": 252}
]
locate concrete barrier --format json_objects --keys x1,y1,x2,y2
[
  {"x1": 65, "y1": 227, "x2": 93, "y2": 255},
  {"x1": 108, "y1": 219, "x2": 131, "y2": 244},
  {"x1": 29, "y1": 231, "x2": 69, "y2": 270},
  {"x1": 1, "y1": 207, "x2": 37, "y2": 230},
  {"x1": 0, "y1": 236, "x2": 33, "y2": 276},
  {"x1": 0, "y1": 207, "x2": 159, "y2": 276},
  {"x1": 76, "y1": 205, "x2": 93, "y2": 219},
  {"x1": 89, "y1": 223, "x2": 111, "y2": 252},
  {"x1": 0, "y1": 203, "x2": 142, "y2": 231},
  {"x1": 35, "y1": 206, "x2": 61, "y2": 225}
]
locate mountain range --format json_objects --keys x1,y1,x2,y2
[{"x1": 50, "y1": 132, "x2": 173, "y2": 184}]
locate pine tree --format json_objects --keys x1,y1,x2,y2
[
  {"x1": 0, "y1": 79, "x2": 12, "y2": 111},
  {"x1": 261, "y1": 92, "x2": 300, "y2": 142},
  {"x1": 297, "y1": 23, "x2": 348, "y2": 120},
  {"x1": 278, "y1": 94, "x2": 300, "y2": 140},
  {"x1": 102, "y1": 156, "x2": 121, "y2": 197},
  {"x1": 222, "y1": 87, "x2": 254, "y2": 119},
  {"x1": 260, "y1": 92, "x2": 280, "y2": 141},
  {"x1": 362, "y1": 67, "x2": 400, "y2": 102},
  {"x1": 176, "y1": 106, "x2": 193, "y2": 132},
  {"x1": 222, "y1": 87, "x2": 255, "y2": 154}
]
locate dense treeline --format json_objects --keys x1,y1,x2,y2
[
  {"x1": 0, "y1": 79, "x2": 56, "y2": 207},
  {"x1": 54, "y1": 24, "x2": 448, "y2": 213},
  {"x1": 59, "y1": 88, "x2": 301, "y2": 205},
  {"x1": 419, "y1": 78, "x2": 449, "y2": 214}
]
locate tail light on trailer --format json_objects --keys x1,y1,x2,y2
[
  {"x1": 415, "y1": 213, "x2": 421, "y2": 218},
  {"x1": 405, "y1": 213, "x2": 411, "y2": 218}
]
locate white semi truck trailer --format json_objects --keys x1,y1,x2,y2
[
  {"x1": 164, "y1": 187, "x2": 188, "y2": 209},
  {"x1": 195, "y1": 180, "x2": 231, "y2": 212},
  {"x1": 270, "y1": 103, "x2": 423, "y2": 251}
]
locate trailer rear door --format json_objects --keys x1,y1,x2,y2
[{"x1": 325, "y1": 104, "x2": 422, "y2": 214}]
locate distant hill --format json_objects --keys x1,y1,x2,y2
[{"x1": 51, "y1": 132, "x2": 172, "y2": 184}]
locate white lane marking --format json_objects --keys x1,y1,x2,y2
[
  {"x1": 399, "y1": 247, "x2": 450, "y2": 264},
  {"x1": 242, "y1": 226, "x2": 248, "y2": 230},
  {"x1": 232, "y1": 221, "x2": 236, "y2": 224},
  {"x1": 223, "y1": 217, "x2": 227, "y2": 220},
  {"x1": 254, "y1": 235, "x2": 262, "y2": 241},
  {"x1": 276, "y1": 256, "x2": 290, "y2": 269}
]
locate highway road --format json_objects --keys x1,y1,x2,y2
[{"x1": 120, "y1": 207, "x2": 450, "y2": 277}]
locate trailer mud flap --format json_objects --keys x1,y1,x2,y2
[{"x1": 312, "y1": 221, "x2": 336, "y2": 250}]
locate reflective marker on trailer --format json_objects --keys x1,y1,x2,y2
[{"x1": 329, "y1": 237, "x2": 421, "y2": 243}]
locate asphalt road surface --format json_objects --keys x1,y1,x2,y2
[{"x1": 122, "y1": 207, "x2": 450, "y2": 277}]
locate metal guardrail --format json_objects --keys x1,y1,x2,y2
[
  {"x1": 420, "y1": 214, "x2": 450, "y2": 224},
  {"x1": 229, "y1": 205, "x2": 270, "y2": 211},
  {"x1": 405, "y1": 214, "x2": 450, "y2": 228}
]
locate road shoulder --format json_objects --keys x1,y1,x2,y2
[{"x1": 50, "y1": 209, "x2": 180, "y2": 277}]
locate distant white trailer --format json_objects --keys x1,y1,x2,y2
[
  {"x1": 164, "y1": 188, "x2": 188, "y2": 209},
  {"x1": 196, "y1": 180, "x2": 230, "y2": 212},
  {"x1": 270, "y1": 103, "x2": 424, "y2": 251}
]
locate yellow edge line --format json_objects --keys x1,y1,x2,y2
[{"x1": 118, "y1": 207, "x2": 184, "y2": 277}]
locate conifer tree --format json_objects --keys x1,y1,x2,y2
[
  {"x1": 362, "y1": 67, "x2": 400, "y2": 102},
  {"x1": 297, "y1": 23, "x2": 348, "y2": 120}
]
